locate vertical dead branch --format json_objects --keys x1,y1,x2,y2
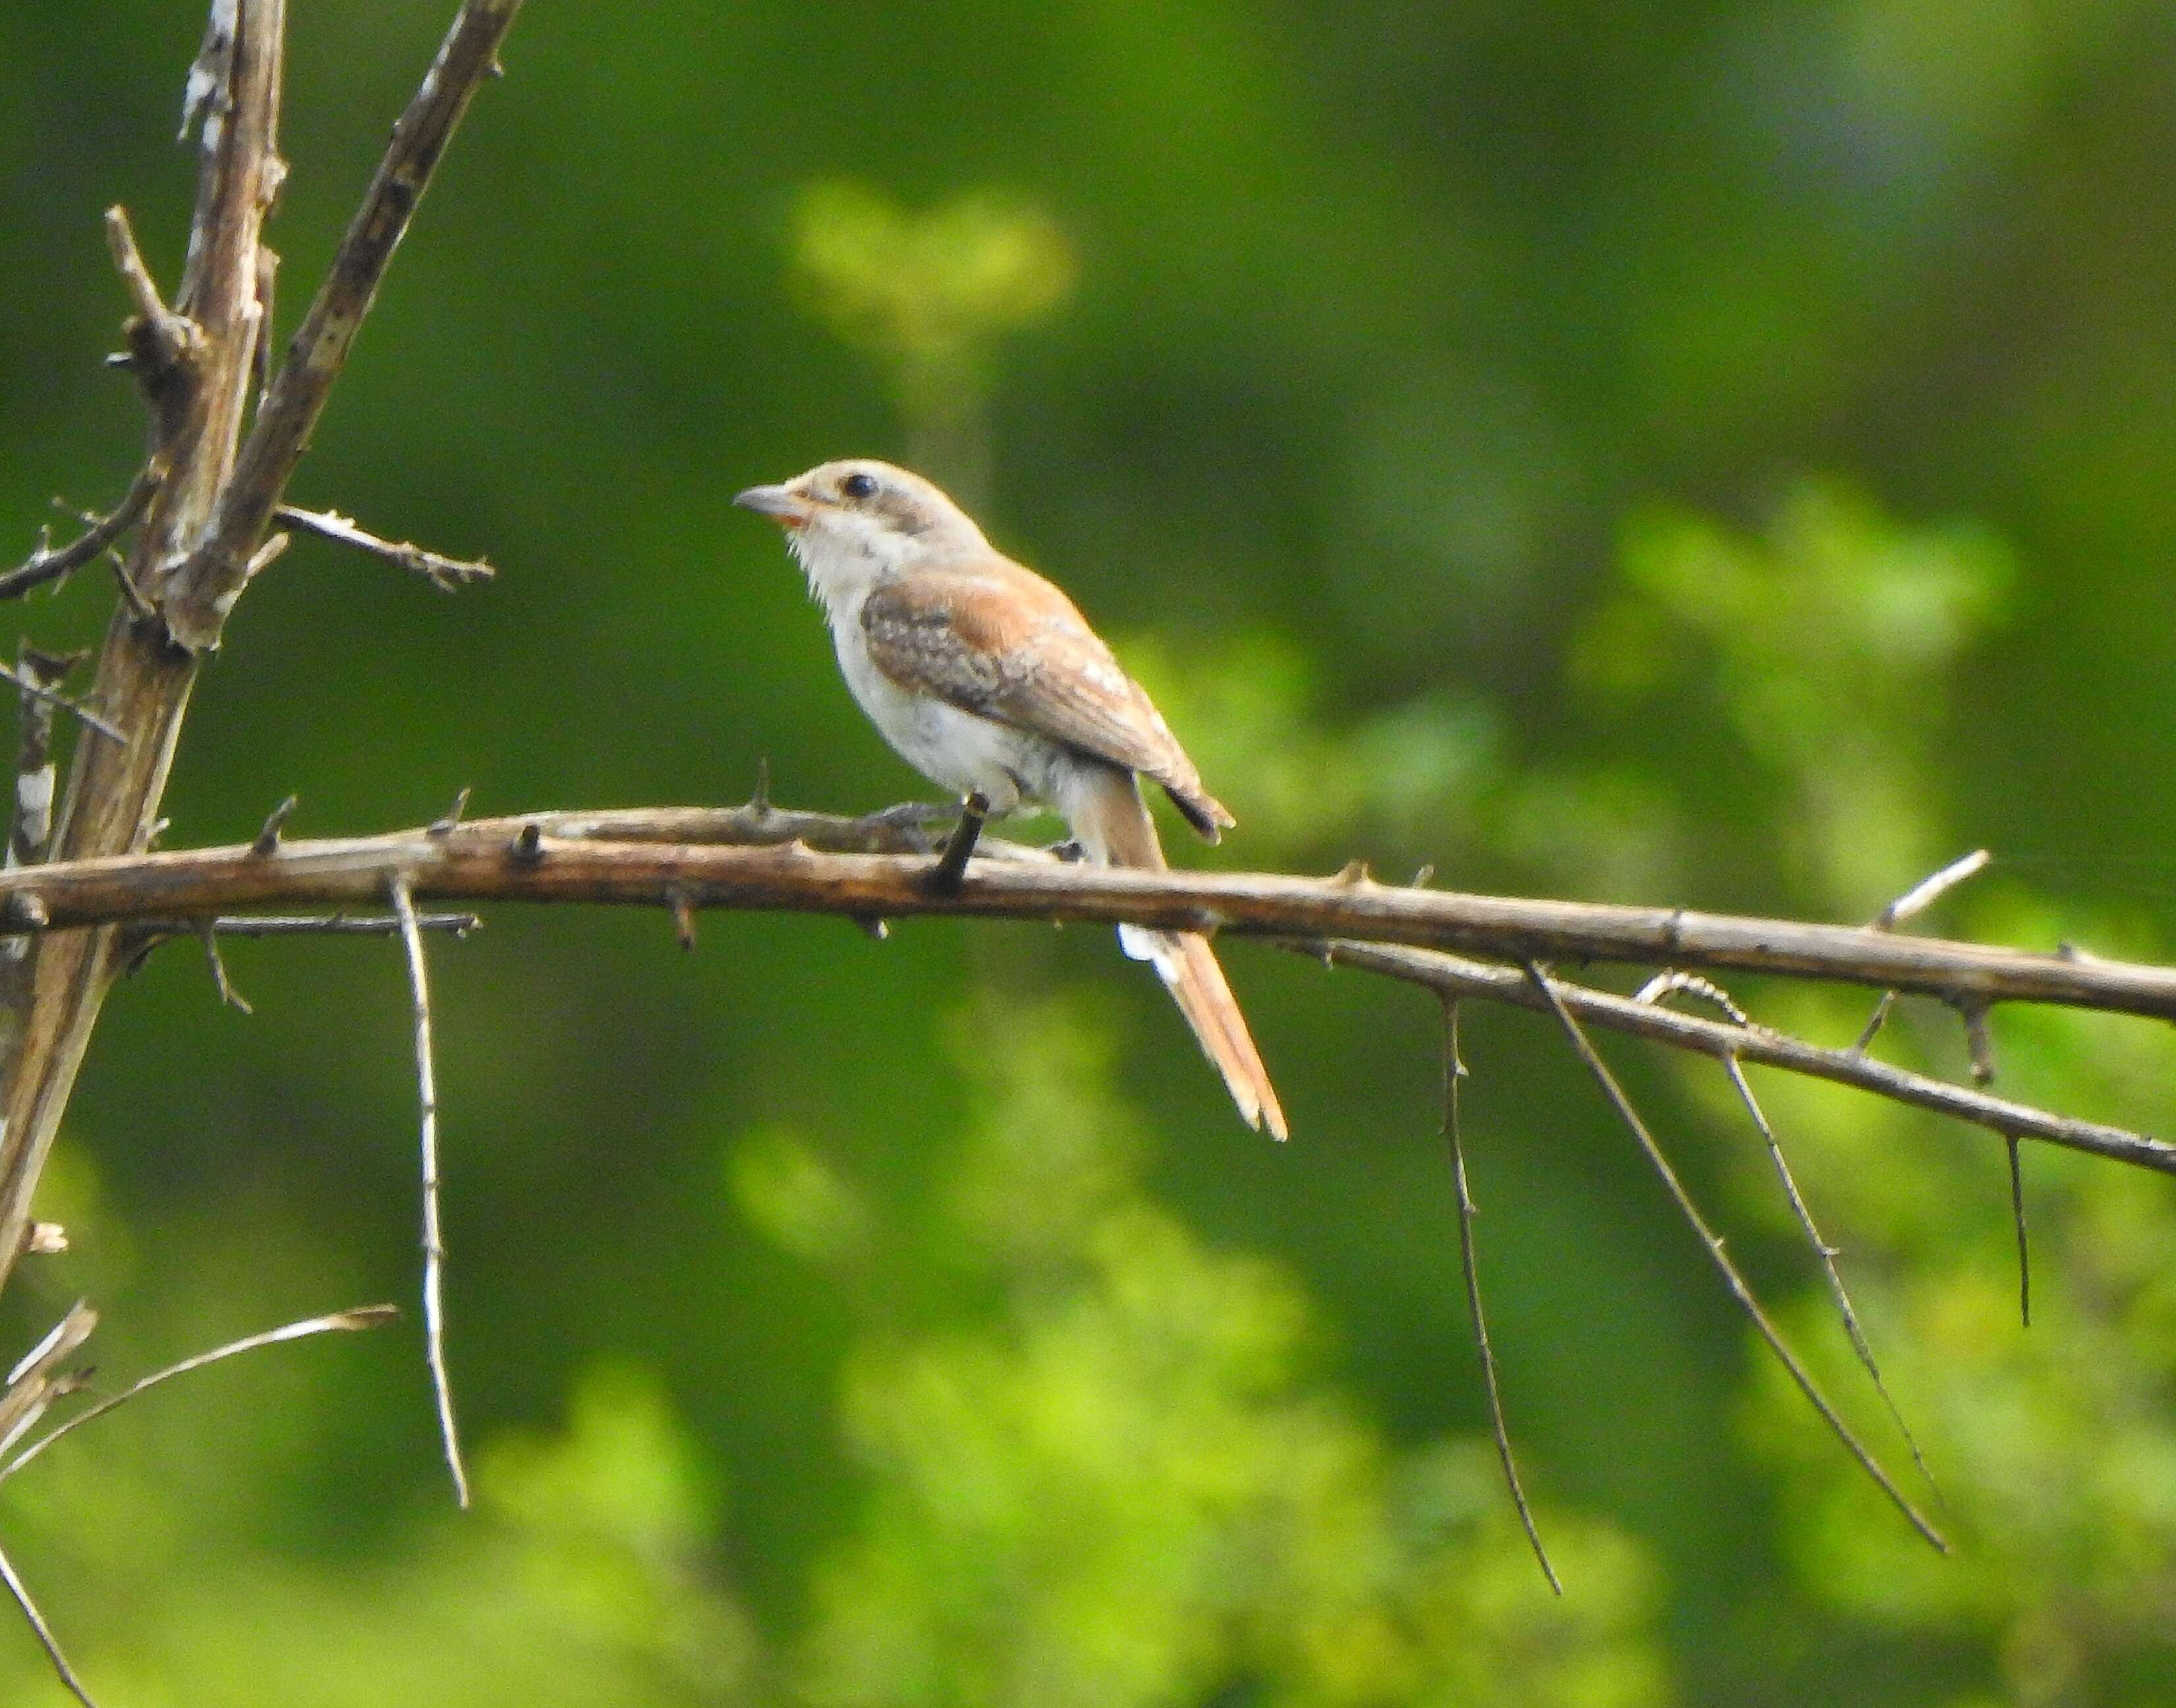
[
  {"x1": 0, "y1": 0, "x2": 289, "y2": 1309},
  {"x1": 392, "y1": 876, "x2": 469, "y2": 1506},
  {"x1": 0, "y1": 0, "x2": 524, "y2": 1307}
]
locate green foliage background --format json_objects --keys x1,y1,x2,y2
[{"x1": 4, "y1": 2, "x2": 2175, "y2": 1702}]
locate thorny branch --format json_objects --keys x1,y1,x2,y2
[
  {"x1": 0, "y1": 3, "x2": 523, "y2": 1694},
  {"x1": 1524, "y1": 961, "x2": 1950, "y2": 1552},
  {"x1": 1633, "y1": 971, "x2": 1942, "y2": 1504},
  {"x1": 0, "y1": 0, "x2": 523, "y2": 1318},
  {"x1": 166, "y1": 0, "x2": 528, "y2": 651},
  {"x1": 274, "y1": 505, "x2": 495, "y2": 591},
  {"x1": 0, "y1": 466, "x2": 163, "y2": 603},
  {"x1": 0, "y1": 806, "x2": 2165, "y2": 1168}
]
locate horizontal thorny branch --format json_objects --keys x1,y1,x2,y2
[{"x1": 0, "y1": 801, "x2": 2163, "y2": 1168}]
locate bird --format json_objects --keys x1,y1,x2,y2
[{"x1": 734, "y1": 458, "x2": 1286, "y2": 1139}]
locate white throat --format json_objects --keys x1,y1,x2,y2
[{"x1": 786, "y1": 513, "x2": 931, "y2": 618}]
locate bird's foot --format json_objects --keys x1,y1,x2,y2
[
  {"x1": 853, "y1": 799, "x2": 956, "y2": 853},
  {"x1": 930, "y1": 791, "x2": 990, "y2": 890},
  {"x1": 1043, "y1": 838, "x2": 1085, "y2": 863}
]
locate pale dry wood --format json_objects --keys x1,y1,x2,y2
[
  {"x1": 3, "y1": 817, "x2": 2176, "y2": 1027},
  {"x1": 0, "y1": 803, "x2": 2158, "y2": 1178},
  {"x1": 0, "y1": 0, "x2": 525, "y2": 1308},
  {"x1": 0, "y1": 1303, "x2": 97, "y2": 1699},
  {"x1": 391, "y1": 878, "x2": 469, "y2": 1507},
  {"x1": 168, "y1": 0, "x2": 528, "y2": 650},
  {"x1": 0, "y1": 1542, "x2": 95, "y2": 1708},
  {"x1": 0, "y1": 1304, "x2": 96, "y2": 1460},
  {"x1": 0, "y1": 650, "x2": 81, "y2": 1029},
  {"x1": 0, "y1": 0, "x2": 289, "y2": 1317},
  {"x1": 273, "y1": 504, "x2": 494, "y2": 592},
  {"x1": 0, "y1": 1305, "x2": 396, "y2": 1483}
]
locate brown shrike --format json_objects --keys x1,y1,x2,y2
[{"x1": 734, "y1": 459, "x2": 1286, "y2": 1139}]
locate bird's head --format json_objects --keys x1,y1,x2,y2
[{"x1": 735, "y1": 459, "x2": 986, "y2": 606}]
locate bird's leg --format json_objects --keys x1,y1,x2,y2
[{"x1": 931, "y1": 791, "x2": 990, "y2": 890}]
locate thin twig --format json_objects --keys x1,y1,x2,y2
[
  {"x1": 196, "y1": 921, "x2": 252, "y2": 1013},
  {"x1": 106, "y1": 203, "x2": 177, "y2": 329},
  {"x1": 131, "y1": 911, "x2": 480, "y2": 941},
  {"x1": 1855, "y1": 851, "x2": 1994, "y2": 1052},
  {"x1": 0, "y1": 1305, "x2": 396, "y2": 1483},
  {"x1": 0, "y1": 665, "x2": 122, "y2": 746},
  {"x1": 391, "y1": 876, "x2": 469, "y2": 1506},
  {"x1": 1315, "y1": 938, "x2": 2175, "y2": 1176},
  {"x1": 104, "y1": 204, "x2": 202, "y2": 408},
  {"x1": 0, "y1": 465, "x2": 163, "y2": 602},
  {"x1": 1726, "y1": 1056, "x2": 1941, "y2": 1501},
  {"x1": 1441, "y1": 1002, "x2": 1559, "y2": 1592},
  {"x1": 44, "y1": 501, "x2": 154, "y2": 620},
  {"x1": 1633, "y1": 969, "x2": 1748, "y2": 1023},
  {"x1": 0, "y1": 1543, "x2": 96, "y2": 1708},
  {"x1": 1877, "y1": 850, "x2": 1993, "y2": 930},
  {"x1": 1524, "y1": 961, "x2": 1947, "y2": 1553},
  {"x1": 2007, "y1": 1137, "x2": 2030, "y2": 1330},
  {"x1": 1636, "y1": 975, "x2": 1941, "y2": 1502},
  {"x1": 1961, "y1": 1002, "x2": 1996, "y2": 1087},
  {"x1": 273, "y1": 505, "x2": 494, "y2": 592}
]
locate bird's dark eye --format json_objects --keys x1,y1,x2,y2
[{"x1": 840, "y1": 471, "x2": 879, "y2": 501}]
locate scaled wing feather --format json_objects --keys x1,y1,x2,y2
[{"x1": 860, "y1": 559, "x2": 1232, "y2": 835}]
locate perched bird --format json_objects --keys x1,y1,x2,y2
[{"x1": 735, "y1": 459, "x2": 1286, "y2": 1139}]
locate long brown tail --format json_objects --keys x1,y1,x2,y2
[{"x1": 1064, "y1": 764, "x2": 1288, "y2": 1140}]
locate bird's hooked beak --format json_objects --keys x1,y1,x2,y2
[{"x1": 733, "y1": 483, "x2": 815, "y2": 529}]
